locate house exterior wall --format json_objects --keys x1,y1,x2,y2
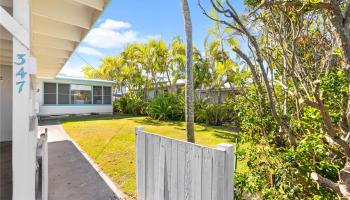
[
  {"x1": 196, "y1": 90, "x2": 233, "y2": 103},
  {"x1": 38, "y1": 105, "x2": 112, "y2": 116},
  {"x1": 145, "y1": 86, "x2": 234, "y2": 104},
  {"x1": 37, "y1": 77, "x2": 114, "y2": 116},
  {"x1": 0, "y1": 65, "x2": 12, "y2": 142}
]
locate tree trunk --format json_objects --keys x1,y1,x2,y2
[
  {"x1": 218, "y1": 87, "x2": 222, "y2": 104},
  {"x1": 180, "y1": 0, "x2": 195, "y2": 143}
]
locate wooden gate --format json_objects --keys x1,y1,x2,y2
[{"x1": 135, "y1": 126, "x2": 234, "y2": 200}]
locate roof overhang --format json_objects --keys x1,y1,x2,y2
[{"x1": 0, "y1": 0, "x2": 110, "y2": 78}]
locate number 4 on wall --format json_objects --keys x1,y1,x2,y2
[{"x1": 16, "y1": 67, "x2": 27, "y2": 79}]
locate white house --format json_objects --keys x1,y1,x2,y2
[
  {"x1": 0, "y1": 0, "x2": 110, "y2": 199},
  {"x1": 37, "y1": 76, "x2": 114, "y2": 116}
]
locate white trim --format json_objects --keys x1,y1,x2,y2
[
  {"x1": 12, "y1": 0, "x2": 36, "y2": 199},
  {"x1": 0, "y1": 6, "x2": 30, "y2": 48}
]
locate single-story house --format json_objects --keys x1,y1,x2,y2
[{"x1": 37, "y1": 76, "x2": 115, "y2": 116}]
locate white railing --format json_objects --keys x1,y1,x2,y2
[
  {"x1": 135, "y1": 126, "x2": 234, "y2": 200},
  {"x1": 36, "y1": 128, "x2": 48, "y2": 200}
]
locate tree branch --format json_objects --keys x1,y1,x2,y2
[{"x1": 311, "y1": 172, "x2": 342, "y2": 197}]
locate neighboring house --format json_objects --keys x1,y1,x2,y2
[
  {"x1": 0, "y1": 1, "x2": 110, "y2": 199},
  {"x1": 145, "y1": 80, "x2": 238, "y2": 103},
  {"x1": 195, "y1": 87, "x2": 236, "y2": 103},
  {"x1": 37, "y1": 76, "x2": 114, "y2": 116},
  {"x1": 145, "y1": 79, "x2": 185, "y2": 99}
]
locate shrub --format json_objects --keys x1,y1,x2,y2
[
  {"x1": 147, "y1": 92, "x2": 184, "y2": 120},
  {"x1": 194, "y1": 98, "x2": 209, "y2": 123},
  {"x1": 196, "y1": 103, "x2": 232, "y2": 126},
  {"x1": 113, "y1": 94, "x2": 147, "y2": 115}
]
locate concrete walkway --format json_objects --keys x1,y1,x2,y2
[
  {"x1": 38, "y1": 120, "x2": 124, "y2": 200},
  {"x1": 38, "y1": 120, "x2": 70, "y2": 143}
]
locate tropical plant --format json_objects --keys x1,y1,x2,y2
[
  {"x1": 113, "y1": 94, "x2": 147, "y2": 116},
  {"x1": 147, "y1": 93, "x2": 184, "y2": 120}
]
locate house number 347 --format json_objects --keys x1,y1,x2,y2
[{"x1": 14, "y1": 54, "x2": 27, "y2": 93}]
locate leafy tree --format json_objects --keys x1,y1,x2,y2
[{"x1": 199, "y1": 0, "x2": 350, "y2": 198}]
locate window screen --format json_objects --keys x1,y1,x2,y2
[
  {"x1": 58, "y1": 84, "x2": 70, "y2": 104},
  {"x1": 103, "y1": 87, "x2": 112, "y2": 104},
  {"x1": 93, "y1": 86, "x2": 102, "y2": 104},
  {"x1": 71, "y1": 84, "x2": 92, "y2": 104},
  {"x1": 44, "y1": 83, "x2": 57, "y2": 104}
]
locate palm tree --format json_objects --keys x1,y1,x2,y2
[
  {"x1": 167, "y1": 37, "x2": 186, "y2": 92},
  {"x1": 180, "y1": 0, "x2": 195, "y2": 143}
]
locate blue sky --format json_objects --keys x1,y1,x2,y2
[{"x1": 60, "y1": 0, "x2": 246, "y2": 77}]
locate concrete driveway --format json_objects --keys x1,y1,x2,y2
[{"x1": 38, "y1": 119, "x2": 124, "y2": 200}]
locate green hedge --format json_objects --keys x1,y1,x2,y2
[{"x1": 113, "y1": 93, "x2": 235, "y2": 125}]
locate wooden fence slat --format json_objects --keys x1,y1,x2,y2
[
  {"x1": 164, "y1": 138, "x2": 172, "y2": 200},
  {"x1": 201, "y1": 148, "x2": 213, "y2": 200},
  {"x1": 158, "y1": 137, "x2": 166, "y2": 200},
  {"x1": 153, "y1": 135, "x2": 161, "y2": 200},
  {"x1": 218, "y1": 144, "x2": 234, "y2": 200},
  {"x1": 136, "y1": 127, "x2": 146, "y2": 200},
  {"x1": 177, "y1": 142, "x2": 186, "y2": 200},
  {"x1": 192, "y1": 145, "x2": 202, "y2": 200},
  {"x1": 212, "y1": 149, "x2": 225, "y2": 200},
  {"x1": 170, "y1": 140, "x2": 178, "y2": 200},
  {"x1": 184, "y1": 143, "x2": 194, "y2": 200},
  {"x1": 146, "y1": 134, "x2": 155, "y2": 200}
]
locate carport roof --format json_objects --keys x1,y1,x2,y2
[{"x1": 0, "y1": 0, "x2": 110, "y2": 78}]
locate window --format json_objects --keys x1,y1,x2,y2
[
  {"x1": 71, "y1": 84, "x2": 92, "y2": 104},
  {"x1": 44, "y1": 83, "x2": 57, "y2": 104},
  {"x1": 58, "y1": 84, "x2": 70, "y2": 104},
  {"x1": 103, "y1": 86, "x2": 112, "y2": 104},
  {"x1": 93, "y1": 86, "x2": 102, "y2": 104}
]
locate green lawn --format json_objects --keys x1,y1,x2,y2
[{"x1": 60, "y1": 115, "x2": 240, "y2": 198}]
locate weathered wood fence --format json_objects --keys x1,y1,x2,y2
[{"x1": 135, "y1": 126, "x2": 234, "y2": 200}]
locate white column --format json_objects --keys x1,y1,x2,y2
[{"x1": 12, "y1": 0, "x2": 36, "y2": 199}]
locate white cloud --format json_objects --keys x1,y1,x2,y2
[
  {"x1": 59, "y1": 68, "x2": 84, "y2": 78},
  {"x1": 99, "y1": 19, "x2": 131, "y2": 30},
  {"x1": 83, "y1": 19, "x2": 161, "y2": 49},
  {"x1": 77, "y1": 46, "x2": 104, "y2": 56},
  {"x1": 84, "y1": 29, "x2": 140, "y2": 49}
]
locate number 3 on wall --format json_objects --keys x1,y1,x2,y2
[
  {"x1": 14, "y1": 54, "x2": 27, "y2": 94},
  {"x1": 14, "y1": 54, "x2": 26, "y2": 65}
]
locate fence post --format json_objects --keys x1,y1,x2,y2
[
  {"x1": 217, "y1": 143, "x2": 234, "y2": 200},
  {"x1": 42, "y1": 129, "x2": 48, "y2": 200},
  {"x1": 36, "y1": 128, "x2": 48, "y2": 200},
  {"x1": 135, "y1": 126, "x2": 145, "y2": 200}
]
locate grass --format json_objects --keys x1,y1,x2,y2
[{"x1": 60, "y1": 114, "x2": 241, "y2": 198}]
